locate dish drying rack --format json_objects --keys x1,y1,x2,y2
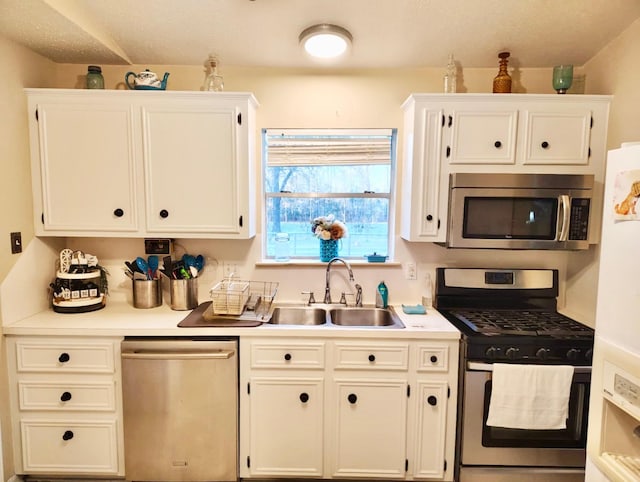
[{"x1": 209, "y1": 279, "x2": 279, "y2": 316}]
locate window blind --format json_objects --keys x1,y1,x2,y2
[{"x1": 264, "y1": 128, "x2": 393, "y2": 166}]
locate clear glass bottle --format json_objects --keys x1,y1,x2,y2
[
  {"x1": 274, "y1": 232, "x2": 290, "y2": 262},
  {"x1": 203, "y1": 55, "x2": 224, "y2": 92},
  {"x1": 443, "y1": 54, "x2": 457, "y2": 94},
  {"x1": 86, "y1": 65, "x2": 104, "y2": 89}
]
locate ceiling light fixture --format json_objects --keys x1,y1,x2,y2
[{"x1": 299, "y1": 24, "x2": 352, "y2": 59}]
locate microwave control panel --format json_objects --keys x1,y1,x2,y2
[{"x1": 569, "y1": 198, "x2": 590, "y2": 240}]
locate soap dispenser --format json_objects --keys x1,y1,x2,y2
[{"x1": 376, "y1": 281, "x2": 388, "y2": 308}]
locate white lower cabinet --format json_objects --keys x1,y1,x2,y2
[
  {"x1": 5, "y1": 336, "x2": 124, "y2": 477},
  {"x1": 331, "y1": 378, "x2": 407, "y2": 478},
  {"x1": 249, "y1": 377, "x2": 324, "y2": 476},
  {"x1": 240, "y1": 337, "x2": 458, "y2": 481}
]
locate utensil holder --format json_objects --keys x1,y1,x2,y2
[
  {"x1": 133, "y1": 279, "x2": 162, "y2": 309},
  {"x1": 170, "y1": 278, "x2": 198, "y2": 311}
]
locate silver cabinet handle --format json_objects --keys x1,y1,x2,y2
[{"x1": 122, "y1": 349, "x2": 235, "y2": 360}]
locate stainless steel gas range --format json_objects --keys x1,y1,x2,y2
[{"x1": 435, "y1": 268, "x2": 593, "y2": 482}]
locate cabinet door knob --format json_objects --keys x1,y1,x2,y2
[
  {"x1": 426, "y1": 214, "x2": 433, "y2": 221},
  {"x1": 284, "y1": 353, "x2": 292, "y2": 361},
  {"x1": 159, "y1": 209, "x2": 169, "y2": 218},
  {"x1": 430, "y1": 355, "x2": 438, "y2": 363},
  {"x1": 58, "y1": 352, "x2": 70, "y2": 363},
  {"x1": 347, "y1": 393, "x2": 358, "y2": 404},
  {"x1": 62, "y1": 430, "x2": 74, "y2": 441},
  {"x1": 541, "y1": 141, "x2": 550, "y2": 149},
  {"x1": 113, "y1": 208, "x2": 124, "y2": 217},
  {"x1": 427, "y1": 395, "x2": 438, "y2": 406},
  {"x1": 368, "y1": 354, "x2": 376, "y2": 362},
  {"x1": 494, "y1": 141, "x2": 502, "y2": 148},
  {"x1": 299, "y1": 392, "x2": 309, "y2": 403},
  {"x1": 60, "y1": 391, "x2": 72, "y2": 402}
]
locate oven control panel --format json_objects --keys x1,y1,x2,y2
[{"x1": 468, "y1": 340, "x2": 594, "y2": 365}]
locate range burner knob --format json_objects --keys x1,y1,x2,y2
[
  {"x1": 536, "y1": 348, "x2": 550, "y2": 361},
  {"x1": 566, "y1": 348, "x2": 580, "y2": 361},
  {"x1": 505, "y1": 347, "x2": 520, "y2": 360},
  {"x1": 485, "y1": 347, "x2": 499, "y2": 359}
]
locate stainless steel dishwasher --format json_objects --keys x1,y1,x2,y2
[{"x1": 121, "y1": 338, "x2": 238, "y2": 481}]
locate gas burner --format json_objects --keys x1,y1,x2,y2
[{"x1": 450, "y1": 309, "x2": 593, "y2": 337}]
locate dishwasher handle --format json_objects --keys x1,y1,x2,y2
[{"x1": 122, "y1": 349, "x2": 235, "y2": 360}]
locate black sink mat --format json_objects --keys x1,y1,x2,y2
[{"x1": 177, "y1": 301, "x2": 263, "y2": 327}]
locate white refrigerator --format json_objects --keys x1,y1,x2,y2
[{"x1": 586, "y1": 143, "x2": 640, "y2": 481}]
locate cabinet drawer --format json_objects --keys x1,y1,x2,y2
[
  {"x1": 20, "y1": 419, "x2": 119, "y2": 474},
  {"x1": 18, "y1": 381, "x2": 116, "y2": 411},
  {"x1": 333, "y1": 342, "x2": 409, "y2": 370},
  {"x1": 416, "y1": 345, "x2": 449, "y2": 372},
  {"x1": 15, "y1": 340, "x2": 115, "y2": 373},
  {"x1": 250, "y1": 342, "x2": 325, "y2": 369}
]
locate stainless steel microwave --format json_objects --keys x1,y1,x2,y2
[{"x1": 446, "y1": 173, "x2": 594, "y2": 250}]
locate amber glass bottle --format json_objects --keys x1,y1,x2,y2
[{"x1": 492, "y1": 52, "x2": 512, "y2": 93}]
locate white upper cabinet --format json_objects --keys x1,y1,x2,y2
[
  {"x1": 401, "y1": 94, "x2": 611, "y2": 243},
  {"x1": 26, "y1": 89, "x2": 258, "y2": 238},
  {"x1": 28, "y1": 97, "x2": 140, "y2": 234}
]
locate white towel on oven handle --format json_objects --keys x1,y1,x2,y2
[{"x1": 486, "y1": 363, "x2": 575, "y2": 430}]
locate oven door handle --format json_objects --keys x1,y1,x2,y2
[{"x1": 467, "y1": 361, "x2": 591, "y2": 374}]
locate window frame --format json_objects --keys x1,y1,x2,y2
[{"x1": 261, "y1": 128, "x2": 398, "y2": 262}]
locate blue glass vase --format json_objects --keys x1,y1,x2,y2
[{"x1": 319, "y1": 239, "x2": 338, "y2": 262}]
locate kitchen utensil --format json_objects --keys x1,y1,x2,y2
[
  {"x1": 163, "y1": 256, "x2": 173, "y2": 277},
  {"x1": 195, "y1": 254, "x2": 205, "y2": 272},
  {"x1": 125, "y1": 260, "x2": 141, "y2": 274},
  {"x1": 172, "y1": 260, "x2": 191, "y2": 279},
  {"x1": 183, "y1": 254, "x2": 196, "y2": 269},
  {"x1": 136, "y1": 257, "x2": 152, "y2": 280},
  {"x1": 148, "y1": 255, "x2": 159, "y2": 279}
]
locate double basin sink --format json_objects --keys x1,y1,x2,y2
[{"x1": 267, "y1": 304, "x2": 405, "y2": 329}]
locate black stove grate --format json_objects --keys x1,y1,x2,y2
[{"x1": 450, "y1": 309, "x2": 593, "y2": 337}]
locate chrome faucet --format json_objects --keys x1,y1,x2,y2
[{"x1": 324, "y1": 258, "x2": 354, "y2": 304}]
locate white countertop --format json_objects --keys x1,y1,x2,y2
[{"x1": 2, "y1": 298, "x2": 460, "y2": 340}]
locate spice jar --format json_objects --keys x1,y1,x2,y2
[{"x1": 86, "y1": 65, "x2": 105, "y2": 89}]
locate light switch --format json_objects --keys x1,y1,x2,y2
[{"x1": 10, "y1": 232, "x2": 22, "y2": 254}]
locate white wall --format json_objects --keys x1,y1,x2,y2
[{"x1": 0, "y1": 32, "x2": 57, "y2": 482}]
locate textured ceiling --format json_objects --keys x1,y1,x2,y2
[{"x1": 1, "y1": 0, "x2": 639, "y2": 69}]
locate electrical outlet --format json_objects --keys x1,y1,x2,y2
[
  {"x1": 405, "y1": 262, "x2": 417, "y2": 280},
  {"x1": 222, "y1": 261, "x2": 238, "y2": 278},
  {"x1": 144, "y1": 238, "x2": 172, "y2": 255}
]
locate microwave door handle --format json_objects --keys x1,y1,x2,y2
[{"x1": 557, "y1": 195, "x2": 571, "y2": 242}]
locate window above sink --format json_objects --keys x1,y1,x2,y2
[{"x1": 262, "y1": 128, "x2": 397, "y2": 261}]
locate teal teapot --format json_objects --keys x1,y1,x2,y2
[{"x1": 125, "y1": 69, "x2": 169, "y2": 90}]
